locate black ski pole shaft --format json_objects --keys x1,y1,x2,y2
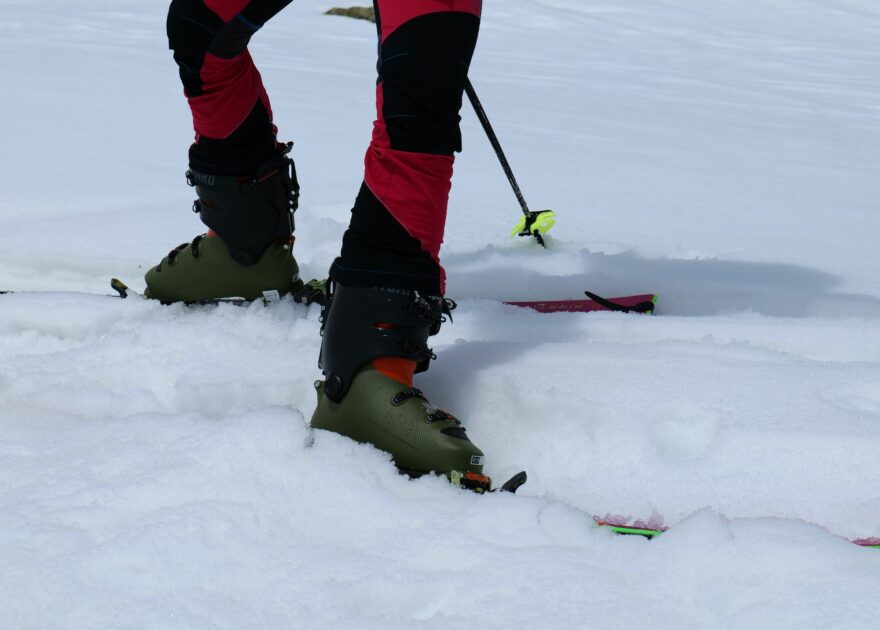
[{"x1": 464, "y1": 77, "x2": 531, "y2": 218}]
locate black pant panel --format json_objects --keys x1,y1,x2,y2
[
  {"x1": 334, "y1": 10, "x2": 480, "y2": 294},
  {"x1": 166, "y1": 0, "x2": 223, "y2": 97},
  {"x1": 167, "y1": 0, "x2": 280, "y2": 176},
  {"x1": 188, "y1": 99, "x2": 280, "y2": 177},
  {"x1": 333, "y1": 183, "x2": 441, "y2": 293},
  {"x1": 379, "y1": 12, "x2": 480, "y2": 155}
]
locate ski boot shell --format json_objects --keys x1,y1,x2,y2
[
  {"x1": 145, "y1": 145, "x2": 300, "y2": 303},
  {"x1": 310, "y1": 281, "x2": 486, "y2": 479},
  {"x1": 144, "y1": 235, "x2": 302, "y2": 303},
  {"x1": 311, "y1": 365, "x2": 485, "y2": 477}
]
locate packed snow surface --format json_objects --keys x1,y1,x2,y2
[{"x1": 2, "y1": 0, "x2": 880, "y2": 628}]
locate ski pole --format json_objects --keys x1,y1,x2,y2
[{"x1": 464, "y1": 77, "x2": 555, "y2": 246}]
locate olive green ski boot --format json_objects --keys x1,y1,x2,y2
[
  {"x1": 144, "y1": 234, "x2": 302, "y2": 303},
  {"x1": 310, "y1": 281, "x2": 490, "y2": 490},
  {"x1": 145, "y1": 144, "x2": 302, "y2": 303}
]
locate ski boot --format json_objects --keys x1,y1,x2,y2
[
  {"x1": 144, "y1": 145, "x2": 303, "y2": 303},
  {"x1": 310, "y1": 281, "x2": 492, "y2": 491}
]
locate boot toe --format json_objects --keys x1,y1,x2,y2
[{"x1": 310, "y1": 367, "x2": 486, "y2": 476}]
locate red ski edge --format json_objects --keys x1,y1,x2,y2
[
  {"x1": 505, "y1": 293, "x2": 657, "y2": 314},
  {"x1": 853, "y1": 537, "x2": 880, "y2": 548}
]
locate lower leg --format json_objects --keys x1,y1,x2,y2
[
  {"x1": 147, "y1": 0, "x2": 299, "y2": 301},
  {"x1": 311, "y1": 4, "x2": 487, "y2": 483},
  {"x1": 311, "y1": 282, "x2": 486, "y2": 479},
  {"x1": 331, "y1": 7, "x2": 482, "y2": 295}
]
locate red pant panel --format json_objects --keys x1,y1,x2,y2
[
  {"x1": 356, "y1": 3, "x2": 481, "y2": 293},
  {"x1": 203, "y1": 0, "x2": 250, "y2": 22},
  {"x1": 363, "y1": 87, "x2": 454, "y2": 284},
  {"x1": 190, "y1": 50, "x2": 270, "y2": 141},
  {"x1": 169, "y1": 0, "x2": 274, "y2": 141},
  {"x1": 168, "y1": 0, "x2": 283, "y2": 173}
]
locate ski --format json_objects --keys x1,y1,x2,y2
[
  {"x1": 3, "y1": 280, "x2": 657, "y2": 315},
  {"x1": 0, "y1": 279, "x2": 317, "y2": 307},
  {"x1": 480, "y1": 477, "x2": 876, "y2": 549},
  {"x1": 109, "y1": 277, "x2": 289, "y2": 306},
  {"x1": 594, "y1": 517, "x2": 880, "y2": 549},
  {"x1": 249, "y1": 284, "x2": 657, "y2": 314},
  {"x1": 505, "y1": 292, "x2": 656, "y2": 314}
]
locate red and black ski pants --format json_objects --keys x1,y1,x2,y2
[{"x1": 167, "y1": 0, "x2": 481, "y2": 295}]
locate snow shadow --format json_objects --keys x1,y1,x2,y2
[
  {"x1": 443, "y1": 245, "x2": 880, "y2": 318},
  {"x1": 418, "y1": 308, "x2": 589, "y2": 422},
  {"x1": 419, "y1": 340, "x2": 532, "y2": 405}
]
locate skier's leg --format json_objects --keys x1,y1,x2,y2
[
  {"x1": 331, "y1": 1, "x2": 482, "y2": 295},
  {"x1": 145, "y1": 0, "x2": 301, "y2": 303},
  {"x1": 311, "y1": 1, "x2": 490, "y2": 488}
]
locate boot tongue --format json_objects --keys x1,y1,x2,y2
[{"x1": 372, "y1": 356, "x2": 416, "y2": 386}]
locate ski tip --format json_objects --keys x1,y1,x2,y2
[
  {"x1": 584, "y1": 291, "x2": 657, "y2": 315},
  {"x1": 853, "y1": 537, "x2": 880, "y2": 549},
  {"x1": 498, "y1": 470, "x2": 528, "y2": 494},
  {"x1": 594, "y1": 517, "x2": 666, "y2": 539}
]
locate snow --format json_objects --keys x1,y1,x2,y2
[{"x1": 2, "y1": 0, "x2": 879, "y2": 627}]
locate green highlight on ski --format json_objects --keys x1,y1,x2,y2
[
  {"x1": 597, "y1": 522, "x2": 665, "y2": 539},
  {"x1": 594, "y1": 518, "x2": 880, "y2": 549}
]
